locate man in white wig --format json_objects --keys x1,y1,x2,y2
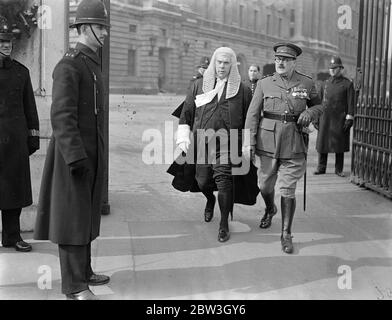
[{"x1": 176, "y1": 47, "x2": 253, "y2": 242}]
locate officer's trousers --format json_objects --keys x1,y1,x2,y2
[
  {"x1": 317, "y1": 153, "x2": 344, "y2": 173},
  {"x1": 1, "y1": 208, "x2": 22, "y2": 245},
  {"x1": 58, "y1": 243, "x2": 94, "y2": 294},
  {"x1": 255, "y1": 155, "x2": 306, "y2": 198}
]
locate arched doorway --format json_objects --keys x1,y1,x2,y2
[{"x1": 158, "y1": 48, "x2": 172, "y2": 92}]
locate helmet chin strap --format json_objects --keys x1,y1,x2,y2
[
  {"x1": 89, "y1": 25, "x2": 103, "y2": 47},
  {"x1": 0, "y1": 51, "x2": 10, "y2": 58}
]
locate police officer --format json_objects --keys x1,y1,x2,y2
[
  {"x1": 243, "y1": 64, "x2": 261, "y2": 96},
  {"x1": 0, "y1": 16, "x2": 39, "y2": 252},
  {"x1": 243, "y1": 42, "x2": 324, "y2": 253},
  {"x1": 314, "y1": 56, "x2": 354, "y2": 177},
  {"x1": 172, "y1": 56, "x2": 210, "y2": 117},
  {"x1": 192, "y1": 56, "x2": 210, "y2": 82},
  {"x1": 34, "y1": 0, "x2": 110, "y2": 300}
]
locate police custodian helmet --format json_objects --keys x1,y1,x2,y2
[
  {"x1": 329, "y1": 55, "x2": 344, "y2": 69},
  {"x1": 69, "y1": 0, "x2": 110, "y2": 28},
  {"x1": 0, "y1": 16, "x2": 14, "y2": 41}
]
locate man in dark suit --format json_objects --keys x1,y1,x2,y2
[
  {"x1": 34, "y1": 0, "x2": 110, "y2": 300},
  {"x1": 0, "y1": 16, "x2": 39, "y2": 253},
  {"x1": 242, "y1": 64, "x2": 261, "y2": 96},
  {"x1": 313, "y1": 56, "x2": 354, "y2": 177},
  {"x1": 243, "y1": 42, "x2": 324, "y2": 253}
]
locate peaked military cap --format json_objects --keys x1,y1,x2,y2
[
  {"x1": 197, "y1": 56, "x2": 210, "y2": 69},
  {"x1": 329, "y1": 55, "x2": 344, "y2": 69},
  {"x1": 273, "y1": 42, "x2": 302, "y2": 59}
]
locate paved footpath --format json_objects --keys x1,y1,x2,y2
[{"x1": 0, "y1": 94, "x2": 391, "y2": 300}]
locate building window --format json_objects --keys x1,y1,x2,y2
[
  {"x1": 129, "y1": 24, "x2": 137, "y2": 33},
  {"x1": 254, "y1": 10, "x2": 258, "y2": 31},
  {"x1": 239, "y1": 5, "x2": 244, "y2": 28},
  {"x1": 128, "y1": 49, "x2": 136, "y2": 76},
  {"x1": 266, "y1": 14, "x2": 271, "y2": 35},
  {"x1": 223, "y1": 0, "x2": 228, "y2": 24},
  {"x1": 290, "y1": 9, "x2": 295, "y2": 22},
  {"x1": 278, "y1": 17, "x2": 282, "y2": 37},
  {"x1": 161, "y1": 28, "x2": 167, "y2": 37},
  {"x1": 290, "y1": 27, "x2": 295, "y2": 37},
  {"x1": 204, "y1": 41, "x2": 210, "y2": 49}
]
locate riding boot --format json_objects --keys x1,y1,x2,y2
[
  {"x1": 202, "y1": 190, "x2": 216, "y2": 222},
  {"x1": 259, "y1": 191, "x2": 277, "y2": 229},
  {"x1": 217, "y1": 190, "x2": 232, "y2": 242},
  {"x1": 280, "y1": 196, "x2": 296, "y2": 254}
]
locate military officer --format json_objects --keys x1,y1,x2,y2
[
  {"x1": 243, "y1": 42, "x2": 324, "y2": 253},
  {"x1": 0, "y1": 16, "x2": 39, "y2": 252},
  {"x1": 314, "y1": 56, "x2": 354, "y2": 177},
  {"x1": 34, "y1": 0, "x2": 110, "y2": 300}
]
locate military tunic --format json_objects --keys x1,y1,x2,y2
[
  {"x1": 316, "y1": 75, "x2": 354, "y2": 153},
  {"x1": 34, "y1": 43, "x2": 106, "y2": 245},
  {"x1": 244, "y1": 71, "x2": 324, "y2": 195},
  {"x1": 0, "y1": 58, "x2": 39, "y2": 210},
  {"x1": 245, "y1": 71, "x2": 324, "y2": 159}
]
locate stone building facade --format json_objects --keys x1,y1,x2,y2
[{"x1": 71, "y1": 0, "x2": 359, "y2": 94}]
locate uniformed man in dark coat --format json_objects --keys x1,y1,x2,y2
[
  {"x1": 33, "y1": 0, "x2": 110, "y2": 300},
  {"x1": 171, "y1": 56, "x2": 210, "y2": 118},
  {"x1": 313, "y1": 56, "x2": 354, "y2": 177},
  {"x1": 243, "y1": 42, "x2": 324, "y2": 254},
  {"x1": 176, "y1": 47, "x2": 253, "y2": 242},
  {"x1": 0, "y1": 16, "x2": 39, "y2": 253},
  {"x1": 242, "y1": 64, "x2": 261, "y2": 96}
]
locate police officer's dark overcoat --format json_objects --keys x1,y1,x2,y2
[
  {"x1": 34, "y1": 43, "x2": 106, "y2": 245},
  {"x1": 316, "y1": 75, "x2": 354, "y2": 153},
  {"x1": 0, "y1": 58, "x2": 39, "y2": 209}
]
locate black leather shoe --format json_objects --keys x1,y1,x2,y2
[
  {"x1": 259, "y1": 204, "x2": 277, "y2": 229},
  {"x1": 218, "y1": 229, "x2": 230, "y2": 242},
  {"x1": 281, "y1": 234, "x2": 294, "y2": 254},
  {"x1": 335, "y1": 171, "x2": 345, "y2": 177},
  {"x1": 66, "y1": 289, "x2": 98, "y2": 300},
  {"x1": 204, "y1": 196, "x2": 216, "y2": 222},
  {"x1": 313, "y1": 169, "x2": 326, "y2": 175},
  {"x1": 2, "y1": 240, "x2": 32, "y2": 252},
  {"x1": 88, "y1": 273, "x2": 110, "y2": 286}
]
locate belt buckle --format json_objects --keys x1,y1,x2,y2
[{"x1": 282, "y1": 113, "x2": 288, "y2": 124}]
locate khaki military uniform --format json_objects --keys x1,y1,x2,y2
[{"x1": 245, "y1": 71, "x2": 324, "y2": 196}]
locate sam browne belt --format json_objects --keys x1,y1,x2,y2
[{"x1": 263, "y1": 111, "x2": 299, "y2": 123}]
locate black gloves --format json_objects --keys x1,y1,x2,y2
[
  {"x1": 69, "y1": 158, "x2": 91, "y2": 176},
  {"x1": 343, "y1": 119, "x2": 354, "y2": 132},
  {"x1": 297, "y1": 111, "x2": 312, "y2": 126},
  {"x1": 28, "y1": 136, "x2": 40, "y2": 155}
]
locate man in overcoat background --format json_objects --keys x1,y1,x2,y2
[
  {"x1": 34, "y1": 0, "x2": 110, "y2": 300},
  {"x1": 313, "y1": 56, "x2": 354, "y2": 177},
  {"x1": 0, "y1": 16, "x2": 39, "y2": 253}
]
